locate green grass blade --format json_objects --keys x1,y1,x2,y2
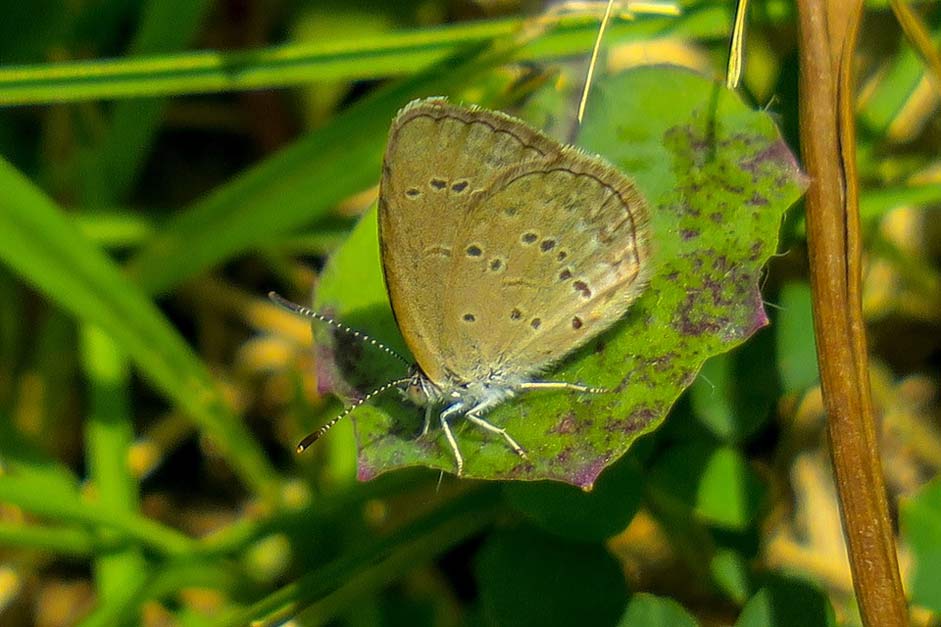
[
  {"x1": 0, "y1": 522, "x2": 96, "y2": 557},
  {"x1": 222, "y1": 486, "x2": 502, "y2": 627},
  {"x1": 0, "y1": 157, "x2": 281, "y2": 501},
  {"x1": 80, "y1": 324, "x2": 148, "y2": 603},
  {"x1": 0, "y1": 473, "x2": 193, "y2": 554},
  {"x1": 125, "y1": 40, "x2": 518, "y2": 295},
  {"x1": 0, "y1": 8, "x2": 728, "y2": 106},
  {"x1": 78, "y1": 0, "x2": 213, "y2": 204}
]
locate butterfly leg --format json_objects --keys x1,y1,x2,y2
[
  {"x1": 439, "y1": 412, "x2": 464, "y2": 476},
  {"x1": 465, "y1": 413, "x2": 528, "y2": 460},
  {"x1": 421, "y1": 404, "x2": 434, "y2": 436},
  {"x1": 518, "y1": 381, "x2": 609, "y2": 394}
]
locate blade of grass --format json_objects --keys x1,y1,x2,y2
[
  {"x1": 73, "y1": 209, "x2": 159, "y2": 248},
  {"x1": 124, "y1": 39, "x2": 515, "y2": 295},
  {"x1": 0, "y1": 8, "x2": 726, "y2": 106},
  {"x1": 0, "y1": 522, "x2": 96, "y2": 557},
  {"x1": 0, "y1": 157, "x2": 281, "y2": 502},
  {"x1": 0, "y1": 473, "x2": 193, "y2": 555},
  {"x1": 859, "y1": 182, "x2": 941, "y2": 222},
  {"x1": 78, "y1": 559, "x2": 250, "y2": 627},
  {"x1": 79, "y1": 0, "x2": 212, "y2": 204},
  {"x1": 890, "y1": 0, "x2": 941, "y2": 93},
  {"x1": 78, "y1": 476, "x2": 456, "y2": 625},
  {"x1": 0, "y1": 411, "x2": 80, "y2": 497},
  {"x1": 80, "y1": 324, "x2": 148, "y2": 603},
  {"x1": 222, "y1": 486, "x2": 503, "y2": 627},
  {"x1": 858, "y1": 19, "x2": 941, "y2": 134}
]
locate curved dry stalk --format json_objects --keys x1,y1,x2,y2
[{"x1": 796, "y1": 0, "x2": 907, "y2": 625}]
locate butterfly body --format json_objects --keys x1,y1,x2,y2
[{"x1": 403, "y1": 367, "x2": 523, "y2": 413}]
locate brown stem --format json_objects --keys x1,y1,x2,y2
[{"x1": 796, "y1": 1, "x2": 908, "y2": 625}]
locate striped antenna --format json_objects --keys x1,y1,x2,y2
[
  {"x1": 295, "y1": 377, "x2": 412, "y2": 453},
  {"x1": 268, "y1": 291, "x2": 410, "y2": 366}
]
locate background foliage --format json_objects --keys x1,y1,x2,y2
[{"x1": 0, "y1": 1, "x2": 938, "y2": 625}]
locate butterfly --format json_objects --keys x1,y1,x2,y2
[{"x1": 272, "y1": 97, "x2": 651, "y2": 476}]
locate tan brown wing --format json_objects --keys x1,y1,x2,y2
[
  {"x1": 439, "y1": 148, "x2": 651, "y2": 381},
  {"x1": 378, "y1": 98, "x2": 561, "y2": 383}
]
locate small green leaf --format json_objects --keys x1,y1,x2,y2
[
  {"x1": 690, "y1": 328, "x2": 778, "y2": 442},
  {"x1": 503, "y1": 453, "x2": 643, "y2": 541},
  {"x1": 735, "y1": 577, "x2": 836, "y2": 627},
  {"x1": 474, "y1": 527, "x2": 627, "y2": 627},
  {"x1": 617, "y1": 593, "x2": 699, "y2": 627},
  {"x1": 775, "y1": 282, "x2": 819, "y2": 393},
  {"x1": 314, "y1": 66, "x2": 806, "y2": 485},
  {"x1": 710, "y1": 548, "x2": 752, "y2": 604},
  {"x1": 649, "y1": 443, "x2": 765, "y2": 531},
  {"x1": 900, "y1": 476, "x2": 941, "y2": 612}
]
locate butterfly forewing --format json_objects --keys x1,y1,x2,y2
[
  {"x1": 379, "y1": 99, "x2": 561, "y2": 383},
  {"x1": 440, "y1": 150, "x2": 651, "y2": 381}
]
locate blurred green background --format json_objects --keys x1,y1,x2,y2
[{"x1": 0, "y1": 1, "x2": 939, "y2": 626}]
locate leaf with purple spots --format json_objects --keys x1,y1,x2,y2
[{"x1": 312, "y1": 66, "x2": 806, "y2": 487}]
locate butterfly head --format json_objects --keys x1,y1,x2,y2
[{"x1": 401, "y1": 365, "x2": 444, "y2": 407}]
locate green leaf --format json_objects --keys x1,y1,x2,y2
[
  {"x1": 735, "y1": 577, "x2": 836, "y2": 627},
  {"x1": 775, "y1": 281, "x2": 819, "y2": 393},
  {"x1": 313, "y1": 66, "x2": 806, "y2": 485},
  {"x1": 503, "y1": 452, "x2": 643, "y2": 541},
  {"x1": 649, "y1": 443, "x2": 765, "y2": 531},
  {"x1": 900, "y1": 476, "x2": 941, "y2": 612},
  {"x1": 690, "y1": 328, "x2": 778, "y2": 442},
  {"x1": 617, "y1": 593, "x2": 699, "y2": 627},
  {"x1": 710, "y1": 548, "x2": 753, "y2": 604},
  {"x1": 474, "y1": 527, "x2": 627, "y2": 627}
]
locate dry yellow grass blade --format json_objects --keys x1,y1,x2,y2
[{"x1": 890, "y1": 0, "x2": 941, "y2": 96}]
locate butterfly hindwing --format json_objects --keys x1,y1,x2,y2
[{"x1": 440, "y1": 149, "x2": 651, "y2": 381}]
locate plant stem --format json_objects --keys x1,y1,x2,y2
[{"x1": 796, "y1": 1, "x2": 907, "y2": 625}]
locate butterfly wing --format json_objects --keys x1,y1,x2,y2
[
  {"x1": 439, "y1": 148, "x2": 651, "y2": 382},
  {"x1": 379, "y1": 99, "x2": 561, "y2": 383}
]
